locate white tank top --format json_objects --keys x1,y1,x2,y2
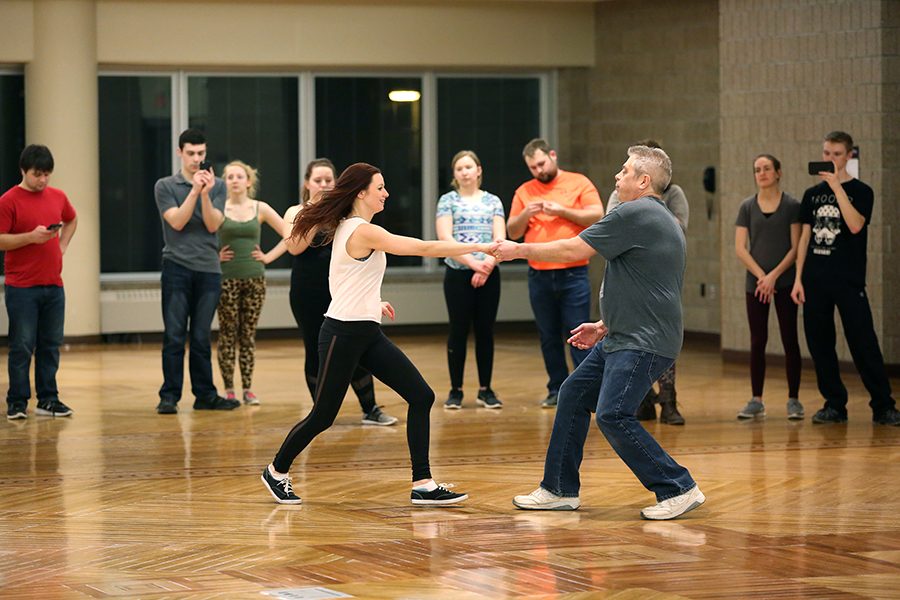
[{"x1": 325, "y1": 217, "x2": 386, "y2": 323}]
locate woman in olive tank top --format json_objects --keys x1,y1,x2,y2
[{"x1": 217, "y1": 161, "x2": 287, "y2": 405}]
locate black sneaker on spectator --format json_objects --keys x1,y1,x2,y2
[
  {"x1": 811, "y1": 407, "x2": 847, "y2": 424},
  {"x1": 193, "y1": 395, "x2": 240, "y2": 411},
  {"x1": 873, "y1": 407, "x2": 900, "y2": 426},
  {"x1": 7, "y1": 401, "x2": 27, "y2": 420},
  {"x1": 540, "y1": 392, "x2": 558, "y2": 408},
  {"x1": 35, "y1": 400, "x2": 73, "y2": 417},
  {"x1": 261, "y1": 467, "x2": 302, "y2": 504},
  {"x1": 476, "y1": 388, "x2": 502, "y2": 409},
  {"x1": 156, "y1": 398, "x2": 178, "y2": 414},
  {"x1": 443, "y1": 389, "x2": 463, "y2": 410},
  {"x1": 411, "y1": 483, "x2": 468, "y2": 506}
]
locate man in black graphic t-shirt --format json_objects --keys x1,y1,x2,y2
[{"x1": 791, "y1": 131, "x2": 899, "y2": 426}]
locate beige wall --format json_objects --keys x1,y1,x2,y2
[
  {"x1": 557, "y1": 0, "x2": 721, "y2": 332},
  {"x1": 719, "y1": 0, "x2": 899, "y2": 365}
]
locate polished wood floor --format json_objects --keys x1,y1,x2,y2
[{"x1": 2, "y1": 331, "x2": 900, "y2": 600}]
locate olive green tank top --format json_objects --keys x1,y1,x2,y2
[{"x1": 219, "y1": 202, "x2": 264, "y2": 280}]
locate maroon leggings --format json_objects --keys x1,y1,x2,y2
[{"x1": 745, "y1": 289, "x2": 801, "y2": 398}]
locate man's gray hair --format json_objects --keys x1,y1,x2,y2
[{"x1": 627, "y1": 145, "x2": 672, "y2": 194}]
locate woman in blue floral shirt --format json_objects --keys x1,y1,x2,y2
[{"x1": 436, "y1": 150, "x2": 506, "y2": 409}]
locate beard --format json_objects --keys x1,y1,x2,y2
[{"x1": 536, "y1": 165, "x2": 558, "y2": 184}]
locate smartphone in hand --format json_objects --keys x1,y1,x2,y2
[
  {"x1": 199, "y1": 160, "x2": 213, "y2": 173},
  {"x1": 808, "y1": 161, "x2": 835, "y2": 175},
  {"x1": 47, "y1": 223, "x2": 62, "y2": 231}
]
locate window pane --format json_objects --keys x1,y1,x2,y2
[
  {"x1": 98, "y1": 76, "x2": 172, "y2": 273},
  {"x1": 437, "y1": 77, "x2": 541, "y2": 217},
  {"x1": 0, "y1": 74, "x2": 25, "y2": 195},
  {"x1": 188, "y1": 76, "x2": 300, "y2": 270},
  {"x1": 316, "y1": 77, "x2": 422, "y2": 267}
]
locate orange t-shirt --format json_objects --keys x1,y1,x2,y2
[{"x1": 510, "y1": 170, "x2": 602, "y2": 270}]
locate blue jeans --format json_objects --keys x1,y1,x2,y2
[
  {"x1": 528, "y1": 266, "x2": 591, "y2": 393},
  {"x1": 541, "y1": 343, "x2": 696, "y2": 501},
  {"x1": 160, "y1": 260, "x2": 221, "y2": 402},
  {"x1": 5, "y1": 285, "x2": 65, "y2": 405}
]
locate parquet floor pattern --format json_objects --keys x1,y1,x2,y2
[{"x1": 2, "y1": 332, "x2": 900, "y2": 599}]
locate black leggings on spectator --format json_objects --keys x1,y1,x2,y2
[
  {"x1": 745, "y1": 288, "x2": 801, "y2": 398},
  {"x1": 273, "y1": 318, "x2": 435, "y2": 481},
  {"x1": 443, "y1": 266, "x2": 501, "y2": 389}
]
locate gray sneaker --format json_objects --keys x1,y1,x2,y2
[
  {"x1": 737, "y1": 399, "x2": 765, "y2": 419},
  {"x1": 786, "y1": 398, "x2": 804, "y2": 420},
  {"x1": 362, "y1": 406, "x2": 398, "y2": 425}
]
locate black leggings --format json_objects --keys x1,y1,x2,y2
[
  {"x1": 289, "y1": 281, "x2": 376, "y2": 413},
  {"x1": 273, "y1": 318, "x2": 435, "y2": 481},
  {"x1": 745, "y1": 288, "x2": 801, "y2": 398},
  {"x1": 443, "y1": 266, "x2": 501, "y2": 389}
]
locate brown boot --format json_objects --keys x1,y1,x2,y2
[
  {"x1": 657, "y1": 388, "x2": 684, "y2": 425},
  {"x1": 634, "y1": 388, "x2": 658, "y2": 421}
]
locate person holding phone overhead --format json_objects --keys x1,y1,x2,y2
[
  {"x1": 0, "y1": 145, "x2": 78, "y2": 419},
  {"x1": 215, "y1": 161, "x2": 287, "y2": 406},
  {"x1": 154, "y1": 128, "x2": 239, "y2": 414},
  {"x1": 734, "y1": 154, "x2": 803, "y2": 420},
  {"x1": 436, "y1": 150, "x2": 506, "y2": 409},
  {"x1": 283, "y1": 159, "x2": 397, "y2": 425},
  {"x1": 791, "y1": 131, "x2": 899, "y2": 426},
  {"x1": 262, "y1": 163, "x2": 492, "y2": 506}
]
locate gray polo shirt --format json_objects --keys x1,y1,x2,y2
[
  {"x1": 154, "y1": 172, "x2": 226, "y2": 273},
  {"x1": 607, "y1": 183, "x2": 689, "y2": 232},
  {"x1": 579, "y1": 195, "x2": 686, "y2": 359}
]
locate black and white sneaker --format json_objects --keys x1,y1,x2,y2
[
  {"x1": 261, "y1": 467, "x2": 302, "y2": 504},
  {"x1": 476, "y1": 388, "x2": 502, "y2": 409},
  {"x1": 411, "y1": 483, "x2": 468, "y2": 506},
  {"x1": 7, "y1": 401, "x2": 27, "y2": 420},
  {"x1": 35, "y1": 400, "x2": 73, "y2": 417}
]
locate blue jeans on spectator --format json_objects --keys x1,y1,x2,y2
[
  {"x1": 5, "y1": 285, "x2": 65, "y2": 405},
  {"x1": 540, "y1": 343, "x2": 696, "y2": 502},
  {"x1": 528, "y1": 266, "x2": 591, "y2": 393},
  {"x1": 160, "y1": 260, "x2": 221, "y2": 403}
]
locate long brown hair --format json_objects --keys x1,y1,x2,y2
[
  {"x1": 301, "y1": 158, "x2": 337, "y2": 203},
  {"x1": 291, "y1": 162, "x2": 381, "y2": 245}
]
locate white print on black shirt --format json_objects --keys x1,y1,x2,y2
[{"x1": 809, "y1": 192, "x2": 853, "y2": 256}]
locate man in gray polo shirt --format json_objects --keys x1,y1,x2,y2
[
  {"x1": 492, "y1": 145, "x2": 705, "y2": 520},
  {"x1": 154, "y1": 128, "x2": 239, "y2": 414}
]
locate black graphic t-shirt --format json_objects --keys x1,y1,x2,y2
[{"x1": 799, "y1": 178, "x2": 873, "y2": 284}]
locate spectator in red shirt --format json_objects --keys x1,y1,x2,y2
[{"x1": 0, "y1": 145, "x2": 78, "y2": 419}]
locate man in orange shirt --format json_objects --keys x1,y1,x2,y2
[{"x1": 508, "y1": 139, "x2": 604, "y2": 407}]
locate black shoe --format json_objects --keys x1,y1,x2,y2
[
  {"x1": 7, "y1": 401, "x2": 27, "y2": 420},
  {"x1": 476, "y1": 388, "x2": 502, "y2": 409},
  {"x1": 443, "y1": 389, "x2": 463, "y2": 410},
  {"x1": 811, "y1": 407, "x2": 847, "y2": 424},
  {"x1": 156, "y1": 398, "x2": 178, "y2": 414},
  {"x1": 261, "y1": 467, "x2": 302, "y2": 504},
  {"x1": 35, "y1": 400, "x2": 73, "y2": 417},
  {"x1": 634, "y1": 389, "x2": 657, "y2": 421},
  {"x1": 657, "y1": 389, "x2": 684, "y2": 426},
  {"x1": 411, "y1": 484, "x2": 468, "y2": 506},
  {"x1": 873, "y1": 407, "x2": 900, "y2": 426},
  {"x1": 193, "y1": 395, "x2": 240, "y2": 411},
  {"x1": 540, "y1": 392, "x2": 558, "y2": 408}
]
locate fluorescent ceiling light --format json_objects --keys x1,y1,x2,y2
[{"x1": 389, "y1": 90, "x2": 421, "y2": 102}]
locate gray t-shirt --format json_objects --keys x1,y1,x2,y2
[
  {"x1": 154, "y1": 172, "x2": 227, "y2": 273},
  {"x1": 579, "y1": 195, "x2": 686, "y2": 359},
  {"x1": 735, "y1": 192, "x2": 800, "y2": 293},
  {"x1": 607, "y1": 183, "x2": 689, "y2": 232}
]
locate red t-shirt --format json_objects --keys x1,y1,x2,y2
[{"x1": 0, "y1": 185, "x2": 77, "y2": 287}]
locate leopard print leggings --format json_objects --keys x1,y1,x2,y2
[{"x1": 216, "y1": 276, "x2": 266, "y2": 390}]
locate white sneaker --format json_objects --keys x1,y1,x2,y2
[
  {"x1": 641, "y1": 486, "x2": 705, "y2": 520},
  {"x1": 513, "y1": 487, "x2": 580, "y2": 511}
]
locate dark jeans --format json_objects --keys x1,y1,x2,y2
[
  {"x1": 5, "y1": 285, "x2": 65, "y2": 405},
  {"x1": 746, "y1": 288, "x2": 801, "y2": 398},
  {"x1": 528, "y1": 266, "x2": 591, "y2": 393},
  {"x1": 443, "y1": 266, "x2": 501, "y2": 389},
  {"x1": 274, "y1": 318, "x2": 435, "y2": 481},
  {"x1": 802, "y1": 278, "x2": 895, "y2": 416},
  {"x1": 159, "y1": 259, "x2": 221, "y2": 403},
  {"x1": 541, "y1": 343, "x2": 695, "y2": 501}
]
